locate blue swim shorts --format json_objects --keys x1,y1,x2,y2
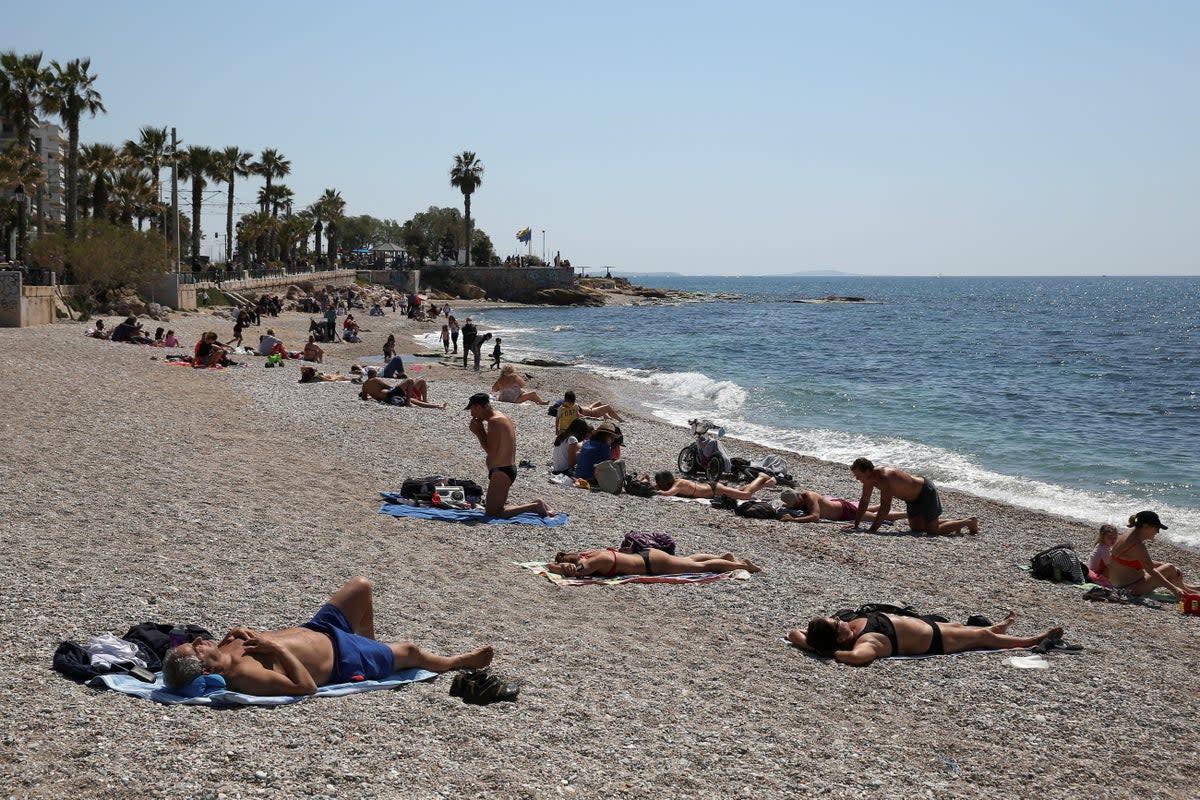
[{"x1": 301, "y1": 603, "x2": 395, "y2": 683}]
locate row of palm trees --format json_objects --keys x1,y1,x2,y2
[{"x1": 5, "y1": 50, "x2": 489, "y2": 269}]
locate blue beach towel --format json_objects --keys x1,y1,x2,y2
[
  {"x1": 93, "y1": 668, "x2": 437, "y2": 706},
  {"x1": 379, "y1": 496, "x2": 568, "y2": 527}
]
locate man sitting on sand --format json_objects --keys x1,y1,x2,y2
[
  {"x1": 653, "y1": 470, "x2": 776, "y2": 500},
  {"x1": 777, "y1": 488, "x2": 908, "y2": 525},
  {"x1": 850, "y1": 458, "x2": 978, "y2": 535},
  {"x1": 466, "y1": 393, "x2": 556, "y2": 518},
  {"x1": 358, "y1": 369, "x2": 446, "y2": 409},
  {"x1": 547, "y1": 548, "x2": 761, "y2": 578},
  {"x1": 161, "y1": 577, "x2": 494, "y2": 696},
  {"x1": 787, "y1": 610, "x2": 1063, "y2": 667}
]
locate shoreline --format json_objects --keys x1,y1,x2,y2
[{"x1": 2, "y1": 308, "x2": 1198, "y2": 798}]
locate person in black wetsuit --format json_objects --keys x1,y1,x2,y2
[{"x1": 786, "y1": 611, "x2": 1063, "y2": 666}]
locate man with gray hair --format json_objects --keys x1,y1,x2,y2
[{"x1": 162, "y1": 577, "x2": 494, "y2": 696}]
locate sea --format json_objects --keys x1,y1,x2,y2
[{"x1": 421, "y1": 275, "x2": 1200, "y2": 548}]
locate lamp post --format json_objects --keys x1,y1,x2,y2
[
  {"x1": 541, "y1": 230, "x2": 545, "y2": 263},
  {"x1": 14, "y1": 185, "x2": 27, "y2": 263}
]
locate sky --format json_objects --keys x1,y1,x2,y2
[{"x1": 6, "y1": 1, "x2": 1199, "y2": 275}]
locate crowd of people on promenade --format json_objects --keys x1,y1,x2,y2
[{"x1": 74, "y1": 299, "x2": 1193, "y2": 698}]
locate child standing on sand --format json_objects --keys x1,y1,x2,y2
[
  {"x1": 441, "y1": 324, "x2": 451, "y2": 354},
  {"x1": 1087, "y1": 524, "x2": 1118, "y2": 586},
  {"x1": 490, "y1": 338, "x2": 502, "y2": 369}
]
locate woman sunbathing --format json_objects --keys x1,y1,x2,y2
[
  {"x1": 788, "y1": 610, "x2": 1064, "y2": 667},
  {"x1": 298, "y1": 366, "x2": 351, "y2": 383},
  {"x1": 491, "y1": 365, "x2": 549, "y2": 405},
  {"x1": 547, "y1": 548, "x2": 761, "y2": 578},
  {"x1": 653, "y1": 470, "x2": 775, "y2": 500},
  {"x1": 1107, "y1": 511, "x2": 1197, "y2": 599}
]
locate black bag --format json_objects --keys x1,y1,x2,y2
[
  {"x1": 399, "y1": 476, "x2": 484, "y2": 504},
  {"x1": 834, "y1": 604, "x2": 950, "y2": 624},
  {"x1": 623, "y1": 475, "x2": 656, "y2": 498},
  {"x1": 1030, "y1": 544, "x2": 1086, "y2": 584},
  {"x1": 735, "y1": 500, "x2": 779, "y2": 519},
  {"x1": 710, "y1": 495, "x2": 738, "y2": 511},
  {"x1": 548, "y1": 399, "x2": 563, "y2": 417}
]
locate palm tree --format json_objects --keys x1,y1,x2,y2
[
  {"x1": 254, "y1": 148, "x2": 290, "y2": 216},
  {"x1": 0, "y1": 51, "x2": 50, "y2": 255},
  {"x1": 315, "y1": 188, "x2": 345, "y2": 265},
  {"x1": 122, "y1": 126, "x2": 168, "y2": 230},
  {"x1": 449, "y1": 151, "x2": 484, "y2": 266},
  {"x1": 0, "y1": 144, "x2": 45, "y2": 259},
  {"x1": 209, "y1": 146, "x2": 253, "y2": 263},
  {"x1": 176, "y1": 145, "x2": 214, "y2": 266},
  {"x1": 237, "y1": 210, "x2": 274, "y2": 264},
  {"x1": 80, "y1": 142, "x2": 121, "y2": 221},
  {"x1": 110, "y1": 167, "x2": 154, "y2": 227},
  {"x1": 42, "y1": 58, "x2": 104, "y2": 239},
  {"x1": 277, "y1": 211, "x2": 313, "y2": 265}
]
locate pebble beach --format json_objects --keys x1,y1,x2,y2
[{"x1": 1, "y1": 305, "x2": 1197, "y2": 800}]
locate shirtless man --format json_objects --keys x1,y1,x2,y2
[
  {"x1": 358, "y1": 370, "x2": 446, "y2": 409},
  {"x1": 161, "y1": 577, "x2": 493, "y2": 695},
  {"x1": 303, "y1": 335, "x2": 324, "y2": 363},
  {"x1": 787, "y1": 610, "x2": 1063, "y2": 667},
  {"x1": 466, "y1": 393, "x2": 555, "y2": 518},
  {"x1": 850, "y1": 458, "x2": 978, "y2": 535},
  {"x1": 653, "y1": 470, "x2": 776, "y2": 500},
  {"x1": 777, "y1": 488, "x2": 908, "y2": 525}
]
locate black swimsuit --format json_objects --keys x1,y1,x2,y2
[{"x1": 859, "y1": 612, "x2": 944, "y2": 656}]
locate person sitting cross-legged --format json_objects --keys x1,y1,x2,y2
[{"x1": 161, "y1": 577, "x2": 494, "y2": 696}]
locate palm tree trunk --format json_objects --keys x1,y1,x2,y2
[
  {"x1": 464, "y1": 193, "x2": 472, "y2": 266},
  {"x1": 66, "y1": 120, "x2": 80, "y2": 238},
  {"x1": 191, "y1": 176, "x2": 202, "y2": 265},
  {"x1": 314, "y1": 220, "x2": 323, "y2": 261},
  {"x1": 225, "y1": 178, "x2": 234, "y2": 264}
]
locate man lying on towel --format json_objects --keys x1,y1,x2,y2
[
  {"x1": 162, "y1": 577, "x2": 493, "y2": 695},
  {"x1": 787, "y1": 610, "x2": 1063, "y2": 667}
]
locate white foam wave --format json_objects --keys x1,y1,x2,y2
[
  {"x1": 552, "y1": 325, "x2": 576, "y2": 332},
  {"x1": 648, "y1": 407, "x2": 1200, "y2": 549},
  {"x1": 579, "y1": 364, "x2": 747, "y2": 412}
]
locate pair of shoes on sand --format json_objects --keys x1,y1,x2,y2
[{"x1": 449, "y1": 668, "x2": 520, "y2": 705}]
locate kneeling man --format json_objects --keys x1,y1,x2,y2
[{"x1": 162, "y1": 577, "x2": 493, "y2": 695}]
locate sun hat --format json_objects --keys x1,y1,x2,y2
[
  {"x1": 1133, "y1": 510, "x2": 1168, "y2": 530},
  {"x1": 464, "y1": 392, "x2": 491, "y2": 410}
]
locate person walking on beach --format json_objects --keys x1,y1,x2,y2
[
  {"x1": 461, "y1": 318, "x2": 477, "y2": 368},
  {"x1": 448, "y1": 316, "x2": 460, "y2": 353},
  {"x1": 161, "y1": 576, "x2": 494, "y2": 696},
  {"x1": 466, "y1": 393, "x2": 556, "y2": 518},
  {"x1": 849, "y1": 458, "x2": 977, "y2": 535}
]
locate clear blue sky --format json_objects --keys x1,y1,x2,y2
[{"x1": 7, "y1": 1, "x2": 1199, "y2": 275}]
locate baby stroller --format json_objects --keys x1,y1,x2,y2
[{"x1": 677, "y1": 419, "x2": 733, "y2": 482}]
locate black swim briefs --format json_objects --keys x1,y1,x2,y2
[
  {"x1": 904, "y1": 478, "x2": 943, "y2": 521},
  {"x1": 489, "y1": 465, "x2": 518, "y2": 483}
]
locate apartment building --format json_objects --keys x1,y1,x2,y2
[{"x1": 1, "y1": 109, "x2": 67, "y2": 228}]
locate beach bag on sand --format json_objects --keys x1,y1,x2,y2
[
  {"x1": 1030, "y1": 545, "x2": 1086, "y2": 584},
  {"x1": 623, "y1": 475, "x2": 656, "y2": 498},
  {"x1": 593, "y1": 459, "x2": 626, "y2": 495},
  {"x1": 400, "y1": 476, "x2": 484, "y2": 504},
  {"x1": 734, "y1": 500, "x2": 779, "y2": 520},
  {"x1": 618, "y1": 531, "x2": 677, "y2": 555}
]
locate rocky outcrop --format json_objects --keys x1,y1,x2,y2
[{"x1": 527, "y1": 287, "x2": 606, "y2": 306}]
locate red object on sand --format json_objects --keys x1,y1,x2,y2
[{"x1": 1180, "y1": 593, "x2": 1200, "y2": 616}]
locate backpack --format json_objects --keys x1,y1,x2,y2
[
  {"x1": 833, "y1": 604, "x2": 950, "y2": 624},
  {"x1": 735, "y1": 500, "x2": 779, "y2": 520},
  {"x1": 592, "y1": 459, "x2": 626, "y2": 495},
  {"x1": 548, "y1": 399, "x2": 563, "y2": 418},
  {"x1": 1030, "y1": 544, "x2": 1086, "y2": 584},
  {"x1": 623, "y1": 475, "x2": 656, "y2": 498},
  {"x1": 618, "y1": 531, "x2": 676, "y2": 555}
]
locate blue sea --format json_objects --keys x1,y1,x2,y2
[{"x1": 432, "y1": 276, "x2": 1200, "y2": 547}]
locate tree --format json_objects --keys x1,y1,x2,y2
[
  {"x1": 43, "y1": 58, "x2": 104, "y2": 239},
  {"x1": 449, "y1": 151, "x2": 483, "y2": 265},
  {"x1": 109, "y1": 167, "x2": 154, "y2": 227},
  {"x1": 29, "y1": 219, "x2": 167, "y2": 301},
  {"x1": 209, "y1": 146, "x2": 253, "y2": 263},
  {"x1": 399, "y1": 206, "x2": 463, "y2": 264},
  {"x1": 236, "y1": 210, "x2": 274, "y2": 264},
  {"x1": 313, "y1": 188, "x2": 344, "y2": 264},
  {"x1": 470, "y1": 228, "x2": 494, "y2": 267},
  {"x1": 0, "y1": 144, "x2": 45, "y2": 258},
  {"x1": 0, "y1": 51, "x2": 50, "y2": 256},
  {"x1": 176, "y1": 146, "x2": 214, "y2": 265},
  {"x1": 80, "y1": 142, "x2": 121, "y2": 222},
  {"x1": 254, "y1": 148, "x2": 290, "y2": 215},
  {"x1": 122, "y1": 126, "x2": 169, "y2": 231}
]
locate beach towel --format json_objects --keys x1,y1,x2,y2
[
  {"x1": 518, "y1": 561, "x2": 749, "y2": 586},
  {"x1": 379, "y1": 500, "x2": 568, "y2": 527},
  {"x1": 93, "y1": 667, "x2": 437, "y2": 707}
]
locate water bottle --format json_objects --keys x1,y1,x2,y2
[{"x1": 169, "y1": 624, "x2": 188, "y2": 649}]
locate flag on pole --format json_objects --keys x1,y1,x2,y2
[{"x1": 516, "y1": 227, "x2": 532, "y2": 243}]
